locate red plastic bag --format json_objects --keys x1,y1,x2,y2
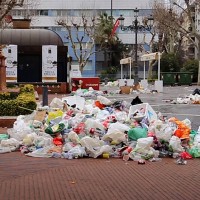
[
  {"x1": 53, "y1": 137, "x2": 63, "y2": 146},
  {"x1": 180, "y1": 152, "x2": 192, "y2": 159},
  {"x1": 73, "y1": 122, "x2": 85, "y2": 134}
]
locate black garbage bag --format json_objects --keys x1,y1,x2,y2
[
  {"x1": 131, "y1": 96, "x2": 143, "y2": 105},
  {"x1": 192, "y1": 88, "x2": 200, "y2": 95}
]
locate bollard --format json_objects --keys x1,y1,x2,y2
[{"x1": 42, "y1": 86, "x2": 48, "y2": 106}]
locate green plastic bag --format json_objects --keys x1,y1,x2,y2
[
  {"x1": 45, "y1": 123, "x2": 65, "y2": 137},
  {"x1": 128, "y1": 128, "x2": 147, "y2": 141},
  {"x1": 0, "y1": 134, "x2": 9, "y2": 141},
  {"x1": 188, "y1": 148, "x2": 200, "y2": 158}
]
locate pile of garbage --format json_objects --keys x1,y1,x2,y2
[
  {"x1": 171, "y1": 88, "x2": 200, "y2": 104},
  {"x1": 0, "y1": 94, "x2": 200, "y2": 165}
]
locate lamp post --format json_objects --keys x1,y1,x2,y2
[{"x1": 118, "y1": 8, "x2": 154, "y2": 85}]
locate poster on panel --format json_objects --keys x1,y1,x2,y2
[
  {"x1": 42, "y1": 45, "x2": 57, "y2": 82},
  {"x1": 3, "y1": 45, "x2": 18, "y2": 82}
]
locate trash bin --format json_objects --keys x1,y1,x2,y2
[
  {"x1": 177, "y1": 72, "x2": 193, "y2": 86},
  {"x1": 161, "y1": 72, "x2": 177, "y2": 86}
]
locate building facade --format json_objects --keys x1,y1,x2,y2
[{"x1": 10, "y1": 0, "x2": 156, "y2": 78}]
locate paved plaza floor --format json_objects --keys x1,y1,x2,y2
[{"x1": 0, "y1": 85, "x2": 200, "y2": 200}]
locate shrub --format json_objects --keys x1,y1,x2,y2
[{"x1": 0, "y1": 84, "x2": 37, "y2": 116}]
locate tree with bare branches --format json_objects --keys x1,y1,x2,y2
[
  {"x1": 153, "y1": 0, "x2": 200, "y2": 85},
  {"x1": 0, "y1": 0, "x2": 25, "y2": 27},
  {"x1": 57, "y1": 14, "x2": 101, "y2": 72},
  {"x1": 57, "y1": 12, "x2": 119, "y2": 72}
]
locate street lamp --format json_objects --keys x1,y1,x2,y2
[{"x1": 118, "y1": 8, "x2": 154, "y2": 85}]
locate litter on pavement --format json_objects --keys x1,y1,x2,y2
[{"x1": 0, "y1": 86, "x2": 200, "y2": 165}]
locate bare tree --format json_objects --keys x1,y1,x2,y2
[
  {"x1": 153, "y1": 0, "x2": 200, "y2": 85},
  {"x1": 0, "y1": 0, "x2": 25, "y2": 26},
  {"x1": 57, "y1": 14, "x2": 109, "y2": 72}
]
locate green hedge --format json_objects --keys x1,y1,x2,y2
[{"x1": 0, "y1": 84, "x2": 37, "y2": 116}]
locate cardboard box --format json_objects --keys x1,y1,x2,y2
[{"x1": 120, "y1": 86, "x2": 131, "y2": 94}]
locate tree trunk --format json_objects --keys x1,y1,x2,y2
[
  {"x1": 198, "y1": 61, "x2": 200, "y2": 86},
  {"x1": 147, "y1": 62, "x2": 153, "y2": 80}
]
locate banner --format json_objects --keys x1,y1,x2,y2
[
  {"x1": 3, "y1": 45, "x2": 18, "y2": 82},
  {"x1": 111, "y1": 19, "x2": 120, "y2": 36},
  {"x1": 42, "y1": 45, "x2": 57, "y2": 82}
]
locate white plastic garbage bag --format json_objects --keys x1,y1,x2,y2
[
  {"x1": 152, "y1": 121, "x2": 174, "y2": 142},
  {"x1": 182, "y1": 118, "x2": 191, "y2": 129},
  {"x1": 114, "y1": 111, "x2": 128, "y2": 123},
  {"x1": 91, "y1": 145, "x2": 113, "y2": 158},
  {"x1": 1, "y1": 138, "x2": 20, "y2": 151},
  {"x1": 134, "y1": 137, "x2": 153, "y2": 151},
  {"x1": 49, "y1": 97, "x2": 64, "y2": 110},
  {"x1": 169, "y1": 136, "x2": 184, "y2": 152},
  {"x1": 26, "y1": 146, "x2": 53, "y2": 158},
  {"x1": 22, "y1": 133, "x2": 37, "y2": 146},
  {"x1": 33, "y1": 135, "x2": 53, "y2": 148},
  {"x1": 80, "y1": 136, "x2": 104, "y2": 155},
  {"x1": 67, "y1": 145, "x2": 87, "y2": 158},
  {"x1": 97, "y1": 96, "x2": 112, "y2": 105},
  {"x1": 80, "y1": 136, "x2": 112, "y2": 158},
  {"x1": 62, "y1": 142, "x2": 74, "y2": 152},
  {"x1": 85, "y1": 118, "x2": 105, "y2": 131},
  {"x1": 67, "y1": 131, "x2": 80, "y2": 144},
  {"x1": 102, "y1": 129, "x2": 126, "y2": 144},
  {"x1": 194, "y1": 134, "x2": 200, "y2": 143},
  {"x1": 62, "y1": 96, "x2": 85, "y2": 111},
  {"x1": 0, "y1": 146, "x2": 12, "y2": 153},
  {"x1": 96, "y1": 110, "x2": 110, "y2": 120},
  {"x1": 108, "y1": 122, "x2": 130, "y2": 133}
]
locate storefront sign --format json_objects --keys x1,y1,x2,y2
[
  {"x1": 42, "y1": 45, "x2": 57, "y2": 82},
  {"x1": 3, "y1": 45, "x2": 18, "y2": 82}
]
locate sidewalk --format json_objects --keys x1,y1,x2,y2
[{"x1": 1, "y1": 152, "x2": 200, "y2": 200}]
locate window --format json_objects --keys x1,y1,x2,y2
[{"x1": 39, "y1": 10, "x2": 48, "y2": 16}]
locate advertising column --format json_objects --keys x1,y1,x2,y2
[
  {"x1": 3, "y1": 45, "x2": 18, "y2": 82},
  {"x1": 42, "y1": 45, "x2": 57, "y2": 82}
]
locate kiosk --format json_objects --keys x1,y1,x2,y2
[
  {"x1": 119, "y1": 57, "x2": 134, "y2": 86},
  {"x1": 140, "y1": 52, "x2": 163, "y2": 92}
]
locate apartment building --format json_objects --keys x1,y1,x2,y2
[{"x1": 10, "y1": 0, "x2": 156, "y2": 78}]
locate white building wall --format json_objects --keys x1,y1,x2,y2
[
  {"x1": 37, "y1": 0, "x2": 154, "y2": 10},
  {"x1": 26, "y1": 0, "x2": 156, "y2": 45}
]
